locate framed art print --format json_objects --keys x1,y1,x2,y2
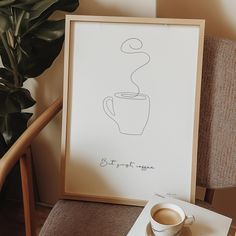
[{"x1": 61, "y1": 15, "x2": 205, "y2": 205}]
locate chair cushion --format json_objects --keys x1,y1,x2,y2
[{"x1": 39, "y1": 200, "x2": 143, "y2": 236}]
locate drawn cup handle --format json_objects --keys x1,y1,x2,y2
[{"x1": 103, "y1": 96, "x2": 116, "y2": 122}]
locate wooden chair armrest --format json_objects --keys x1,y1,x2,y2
[{"x1": 0, "y1": 97, "x2": 63, "y2": 191}]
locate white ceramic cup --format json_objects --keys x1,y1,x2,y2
[{"x1": 150, "y1": 203, "x2": 195, "y2": 236}]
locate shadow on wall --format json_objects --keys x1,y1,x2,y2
[{"x1": 157, "y1": 0, "x2": 236, "y2": 40}]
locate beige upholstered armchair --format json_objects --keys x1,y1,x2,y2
[{"x1": 0, "y1": 36, "x2": 235, "y2": 236}]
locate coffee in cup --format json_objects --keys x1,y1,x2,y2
[
  {"x1": 150, "y1": 203, "x2": 195, "y2": 236},
  {"x1": 153, "y1": 208, "x2": 182, "y2": 225}
]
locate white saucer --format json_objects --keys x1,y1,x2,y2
[
  {"x1": 146, "y1": 222, "x2": 192, "y2": 236},
  {"x1": 145, "y1": 222, "x2": 189, "y2": 236}
]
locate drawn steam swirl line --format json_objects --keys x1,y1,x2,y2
[{"x1": 120, "y1": 38, "x2": 151, "y2": 97}]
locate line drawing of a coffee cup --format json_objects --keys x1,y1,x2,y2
[
  {"x1": 103, "y1": 92, "x2": 150, "y2": 135},
  {"x1": 103, "y1": 38, "x2": 151, "y2": 135}
]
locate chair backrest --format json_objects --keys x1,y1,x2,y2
[{"x1": 197, "y1": 36, "x2": 236, "y2": 188}]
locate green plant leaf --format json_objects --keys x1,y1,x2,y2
[
  {"x1": 0, "y1": 133, "x2": 8, "y2": 158},
  {"x1": 31, "y1": 20, "x2": 64, "y2": 41},
  {"x1": 0, "y1": 78, "x2": 12, "y2": 87},
  {"x1": 28, "y1": 0, "x2": 79, "y2": 21},
  {"x1": 0, "y1": 7, "x2": 11, "y2": 15},
  {"x1": 0, "y1": 86, "x2": 35, "y2": 115},
  {"x1": 11, "y1": 87, "x2": 36, "y2": 109},
  {"x1": 0, "y1": 34, "x2": 14, "y2": 73},
  {"x1": 0, "y1": 42, "x2": 25, "y2": 85},
  {"x1": 54, "y1": 0, "x2": 79, "y2": 12},
  {"x1": 0, "y1": 86, "x2": 21, "y2": 116},
  {"x1": 0, "y1": 0, "x2": 15, "y2": 7},
  {"x1": 0, "y1": 87, "x2": 21, "y2": 114},
  {"x1": 13, "y1": 0, "x2": 41, "y2": 8},
  {"x1": 14, "y1": 11, "x2": 30, "y2": 37},
  {"x1": 18, "y1": 35, "x2": 64, "y2": 77},
  {"x1": 29, "y1": 0, "x2": 58, "y2": 20},
  {"x1": 0, "y1": 112, "x2": 32, "y2": 146},
  {"x1": 27, "y1": 0, "x2": 79, "y2": 31},
  {"x1": 0, "y1": 68, "x2": 14, "y2": 84},
  {"x1": 0, "y1": 116, "x2": 4, "y2": 133},
  {"x1": 0, "y1": 15, "x2": 11, "y2": 34}
]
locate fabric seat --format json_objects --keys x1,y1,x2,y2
[
  {"x1": 39, "y1": 200, "x2": 143, "y2": 236},
  {"x1": 39, "y1": 200, "x2": 216, "y2": 236}
]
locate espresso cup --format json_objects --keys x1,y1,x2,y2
[
  {"x1": 150, "y1": 203, "x2": 195, "y2": 236},
  {"x1": 103, "y1": 92, "x2": 150, "y2": 135}
]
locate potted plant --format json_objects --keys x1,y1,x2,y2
[{"x1": 0, "y1": 0, "x2": 79, "y2": 157}]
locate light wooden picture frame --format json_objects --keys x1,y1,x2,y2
[{"x1": 61, "y1": 15, "x2": 205, "y2": 206}]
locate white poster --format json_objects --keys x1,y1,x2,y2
[{"x1": 61, "y1": 16, "x2": 205, "y2": 205}]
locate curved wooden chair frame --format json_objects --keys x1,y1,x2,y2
[{"x1": 0, "y1": 97, "x2": 62, "y2": 236}]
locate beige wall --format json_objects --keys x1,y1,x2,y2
[
  {"x1": 78, "y1": 0, "x2": 156, "y2": 17},
  {"x1": 157, "y1": 0, "x2": 236, "y2": 40}
]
